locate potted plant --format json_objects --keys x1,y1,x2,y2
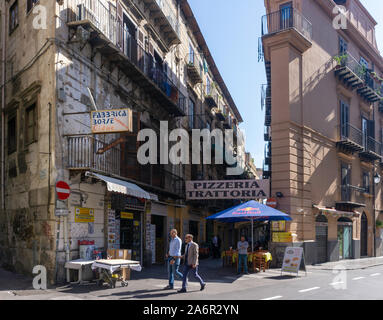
[
  {"x1": 376, "y1": 220, "x2": 383, "y2": 229},
  {"x1": 333, "y1": 54, "x2": 348, "y2": 68}
]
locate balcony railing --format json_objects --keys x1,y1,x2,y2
[
  {"x1": 154, "y1": 0, "x2": 180, "y2": 37},
  {"x1": 63, "y1": 0, "x2": 186, "y2": 116},
  {"x1": 205, "y1": 84, "x2": 219, "y2": 108},
  {"x1": 261, "y1": 8, "x2": 312, "y2": 42},
  {"x1": 340, "y1": 185, "x2": 367, "y2": 205},
  {"x1": 67, "y1": 135, "x2": 121, "y2": 176},
  {"x1": 360, "y1": 136, "x2": 382, "y2": 161},
  {"x1": 339, "y1": 123, "x2": 363, "y2": 147},
  {"x1": 334, "y1": 53, "x2": 382, "y2": 103},
  {"x1": 186, "y1": 52, "x2": 203, "y2": 85}
]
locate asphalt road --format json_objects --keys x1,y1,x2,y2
[{"x1": 2, "y1": 263, "x2": 383, "y2": 300}]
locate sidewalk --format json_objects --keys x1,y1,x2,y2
[{"x1": 307, "y1": 256, "x2": 383, "y2": 271}]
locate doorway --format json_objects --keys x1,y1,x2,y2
[
  {"x1": 189, "y1": 220, "x2": 199, "y2": 243},
  {"x1": 361, "y1": 213, "x2": 368, "y2": 257},
  {"x1": 151, "y1": 215, "x2": 166, "y2": 264},
  {"x1": 280, "y1": 2, "x2": 293, "y2": 30},
  {"x1": 338, "y1": 218, "x2": 353, "y2": 260},
  {"x1": 315, "y1": 214, "x2": 328, "y2": 264}
]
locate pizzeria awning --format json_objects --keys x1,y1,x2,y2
[
  {"x1": 85, "y1": 172, "x2": 158, "y2": 201},
  {"x1": 313, "y1": 205, "x2": 360, "y2": 218}
]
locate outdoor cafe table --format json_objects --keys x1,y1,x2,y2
[{"x1": 221, "y1": 251, "x2": 272, "y2": 272}]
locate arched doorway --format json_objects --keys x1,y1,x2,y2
[
  {"x1": 338, "y1": 217, "x2": 353, "y2": 260},
  {"x1": 361, "y1": 213, "x2": 368, "y2": 257},
  {"x1": 315, "y1": 214, "x2": 328, "y2": 264}
]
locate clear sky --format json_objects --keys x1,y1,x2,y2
[{"x1": 188, "y1": 0, "x2": 383, "y2": 169}]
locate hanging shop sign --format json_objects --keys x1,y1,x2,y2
[
  {"x1": 271, "y1": 221, "x2": 286, "y2": 232},
  {"x1": 272, "y1": 232, "x2": 292, "y2": 243},
  {"x1": 74, "y1": 207, "x2": 95, "y2": 223},
  {"x1": 185, "y1": 179, "x2": 270, "y2": 200},
  {"x1": 91, "y1": 108, "x2": 133, "y2": 134},
  {"x1": 121, "y1": 212, "x2": 134, "y2": 220}
]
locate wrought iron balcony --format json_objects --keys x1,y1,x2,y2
[
  {"x1": 359, "y1": 136, "x2": 382, "y2": 162},
  {"x1": 187, "y1": 115, "x2": 209, "y2": 131},
  {"x1": 204, "y1": 84, "x2": 219, "y2": 108},
  {"x1": 334, "y1": 53, "x2": 382, "y2": 103},
  {"x1": 261, "y1": 8, "x2": 312, "y2": 42},
  {"x1": 63, "y1": 0, "x2": 186, "y2": 116},
  {"x1": 336, "y1": 123, "x2": 364, "y2": 154},
  {"x1": 67, "y1": 135, "x2": 121, "y2": 176},
  {"x1": 264, "y1": 126, "x2": 271, "y2": 142},
  {"x1": 142, "y1": 0, "x2": 181, "y2": 46},
  {"x1": 186, "y1": 52, "x2": 203, "y2": 85},
  {"x1": 337, "y1": 185, "x2": 366, "y2": 210}
]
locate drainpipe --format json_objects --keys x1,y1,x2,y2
[{"x1": 1, "y1": 0, "x2": 8, "y2": 244}]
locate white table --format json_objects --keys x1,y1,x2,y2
[{"x1": 64, "y1": 259, "x2": 95, "y2": 284}]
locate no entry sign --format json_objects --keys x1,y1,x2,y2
[{"x1": 56, "y1": 181, "x2": 71, "y2": 200}]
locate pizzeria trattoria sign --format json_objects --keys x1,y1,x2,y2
[{"x1": 186, "y1": 179, "x2": 270, "y2": 200}]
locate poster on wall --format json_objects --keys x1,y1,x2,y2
[
  {"x1": 150, "y1": 224, "x2": 156, "y2": 264},
  {"x1": 281, "y1": 247, "x2": 306, "y2": 276},
  {"x1": 107, "y1": 208, "x2": 116, "y2": 248},
  {"x1": 74, "y1": 207, "x2": 95, "y2": 223}
]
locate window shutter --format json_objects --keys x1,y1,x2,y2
[{"x1": 116, "y1": 0, "x2": 124, "y2": 51}]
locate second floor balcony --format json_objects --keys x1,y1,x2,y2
[
  {"x1": 359, "y1": 136, "x2": 382, "y2": 162},
  {"x1": 64, "y1": 0, "x2": 186, "y2": 117}
]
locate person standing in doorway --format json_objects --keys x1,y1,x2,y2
[
  {"x1": 237, "y1": 236, "x2": 249, "y2": 275},
  {"x1": 178, "y1": 234, "x2": 206, "y2": 293},
  {"x1": 164, "y1": 229, "x2": 183, "y2": 290},
  {"x1": 212, "y1": 235, "x2": 219, "y2": 258}
]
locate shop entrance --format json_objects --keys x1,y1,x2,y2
[
  {"x1": 151, "y1": 215, "x2": 166, "y2": 264},
  {"x1": 120, "y1": 211, "x2": 141, "y2": 261},
  {"x1": 361, "y1": 212, "x2": 368, "y2": 257},
  {"x1": 315, "y1": 214, "x2": 328, "y2": 264},
  {"x1": 338, "y1": 218, "x2": 353, "y2": 260}
]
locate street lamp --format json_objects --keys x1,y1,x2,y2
[{"x1": 374, "y1": 173, "x2": 381, "y2": 185}]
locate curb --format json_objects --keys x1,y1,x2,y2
[{"x1": 308, "y1": 262, "x2": 383, "y2": 271}]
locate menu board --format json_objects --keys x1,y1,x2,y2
[{"x1": 281, "y1": 247, "x2": 305, "y2": 275}]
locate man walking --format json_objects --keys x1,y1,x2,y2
[
  {"x1": 178, "y1": 234, "x2": 206, "y2": 293},
  {"x1": 164, "y1": 229, "x2": 183, "y2": 290},
  {"x1": 237, "y1": 236, "x2": 249, "y2": 275}
]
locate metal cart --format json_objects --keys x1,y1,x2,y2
[{"x1": 92, "y1": 259, "x2": 142, "y2": 288}]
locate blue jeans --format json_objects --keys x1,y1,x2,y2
[
  {"x1": 238, "y1": 254, "x2": 248, "y2": 273},
  {"x1": 168, "y1": 258, "x2": 183, "y2": 287},
  {"x1": 182, "y1": 265, "x2": 205, "y2": 289}
]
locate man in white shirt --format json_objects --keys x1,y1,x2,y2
[
  {"x1": 237, "y1": 236, "x2": 249, "y2": 274},
  {"x1": 164, "y1": 229, "x2": 183, "y2": 290}
]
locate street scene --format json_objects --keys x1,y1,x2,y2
[{"x1": 0, "y1": 0, "x2": 383, "y2": 306}]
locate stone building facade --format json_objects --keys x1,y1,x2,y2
[{"x1": 0, "y1": 0, "x2": 244, "y2": 283}]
